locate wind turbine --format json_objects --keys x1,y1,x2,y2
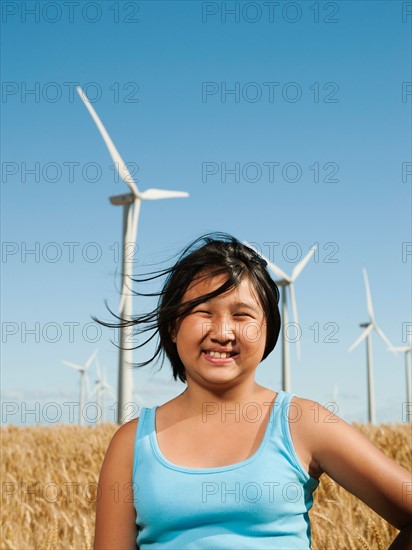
[
  {"x1": 248, "y1": 244, "x2": 317, "y2": 392},
  {"x1": 76, "y1": 87, "x2": 189, "y2": 424},
  {"x1": 348, "y1": 269, "x2": 395, "y2": 424},
  {"x1": 388, "y1": 336, "x2": 412, "y2": 410},
  {"x1": 90, "y1": 357, "x2": 116, "y2": 424},
  {"x1": 62, "y1": 349, "x2": 98, "y2": 425}
]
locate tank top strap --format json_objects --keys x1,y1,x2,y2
[
  {"x1": 136, "y1": 406, "x2": 153, "y2": 438},
  {"x1": 132, "y1": 406, "x2": 153, "y2": 479},
  {"x1": 267, "y1": 389, "x2": 293, "y2": 427},
  {"x1": 267, "y1": 390, "x2": 312, "y2": 483}
]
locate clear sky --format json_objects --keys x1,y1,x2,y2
[{"x1": 1, "y1": 0, "x2": 411, "y2": 426}]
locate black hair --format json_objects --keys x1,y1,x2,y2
[{"x1": 94, "y1": 232, "x2": 281, "y2": 383}]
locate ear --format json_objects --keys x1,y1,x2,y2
[{"x1": 169, "y1": 325, "x2": 176, "y2": 344}]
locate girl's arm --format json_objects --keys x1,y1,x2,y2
[
  {"x1": 297, "y1": 399, "x2": 412, "y2": 546},
  {"x1": 93, "y1": 419, "x2": 139, "y2": 550}
]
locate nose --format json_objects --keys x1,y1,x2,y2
[{"x1": 210, "y1": 320, "x2": 236, "y2": 344}]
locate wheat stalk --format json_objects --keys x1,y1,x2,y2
[
  {"x1": 81, "y1": 515, "x2": 93, "y2": 550},
  {"x1": 357, "y1": 533, "x2": 371, "y2": 550},
  {"x1": 44, "y1": 518, "x2": 59, "y2": 550},
  {"x1": 371, "y1": 521, "x2": 384, "y2": 550}
]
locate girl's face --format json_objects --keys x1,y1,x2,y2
[{"x1": 172, "y1": 273, "x2": 267, "y2": 388}]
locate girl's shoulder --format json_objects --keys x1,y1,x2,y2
[
  {"x1": 289, "y1": 394, "x2": 340, "y2": 423},
  {"x1": 104, "y1": 417, "x2": 140, "y2": 471},
  {"x1": 288, "y1": 393, "x2": 345, "y2": 443},
  {"x1": 288, "y1": 394, "x2": 344, "y2": 479}
]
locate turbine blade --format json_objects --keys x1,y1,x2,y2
[
  {"x1": 139, "y1": 189, "x2": 189, "y2": 200},
  {"x1": 84, "y1": 373, "x2": 92, "y2": 398},
  {"x1": 76, "y1": 86, "x2": 139, "y2": 196},
  {"x1": 241, "y1": 243, "x2": 291, "y2": 282},
  {"x1": 362, "y1": 268, "x2": 375, "y2": 322},
  {"x1": 348, "y1": 324, "x2": 374, "y2": 352},
  {"x1": 89, "y1": 381, "x2": 100, "y2": 399},
  {"x1": 62, "y1": 360, "x2": 83, "y2": 372},
  {"x1": 387, "y1": 346, "x2": 411, "y2": 353},
  {"x1": 84, "y1": 349, "x2": 98, "y2": 371},
  {"x1": 289, "y1": 283, "x2": 301, "y2": 360},
  {"x1": 101, "y1": 366, "x2": 110, "y2": 386},
  {"x1": 291, "y1": 245, "x2": 317, "y2": 281},
  {"x1": 95, "y1": 356, "x2": 102, "y2": 380},
  {"x1": 267, "y1": 262, "x2": 291, "y2": 283},
  {"x1": 258, "y1": 251, "x2": 292, "y2": 282},
  {"x1": 374, "y1": 325, "x2": 395, "y2": 352}
]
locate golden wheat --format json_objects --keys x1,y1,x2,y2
[{"x1": 1, "y1": 422, "x2": 410, "y2": 549}]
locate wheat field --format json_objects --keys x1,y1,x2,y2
[{"x1": 1, "y1": 422, "x2": 410, "y2": 550}]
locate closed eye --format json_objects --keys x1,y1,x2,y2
[{"x1": 234, "y1": 312, "x2": 253, "y2": 318}]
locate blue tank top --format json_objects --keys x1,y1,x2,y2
[{"x1": 132, "y1": 391, "x2": 319, "y2": 549}]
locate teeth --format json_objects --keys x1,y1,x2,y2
[{"x1": 207, "y1": 351, "x2": 232, "y2": 358}]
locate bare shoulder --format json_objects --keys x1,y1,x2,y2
[
  {"x1": 288, "y1": 395, "x2": 348, "y2": 479},
  {"x1": 113, "y1": 417, "x2": 140, "y2": 444},
  {"x1": 289, "y1": 395, "x2": 342, "y2": 425},
  {"x1": 93, "y1": 417, "x2": 140, "y2": 549},
  {"x1": 106, "y1": 417, "x2": 139, "y2": 468}
]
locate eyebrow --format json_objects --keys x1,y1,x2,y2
[
  {"x1": 233, "y1": 301, "x2": 261, "y2": 314},
  {"x1": 191, "y1": 298, "x2": 262, "y2": 314}
]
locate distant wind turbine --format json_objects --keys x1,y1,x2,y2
[
  {"x1": 62, "y1": 349, "x2": 98, "y2": 425},
  {"x1": 76, "y1": 86, "x2": 189, "y2": 424},
  {"x1": 90, "y1": 356, "x2": 116, "y2": 424},
  {"x1": 388, "y1": 336, "x2": 412, "y2": 409},
  {"x1": 348, "y1": 269, "x2": 395, "y2": 424},
  {"x1": 249, "y1": 244, "x2": 317, "y2": 392}
]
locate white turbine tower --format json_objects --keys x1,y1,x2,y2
[
  {"x1": 348, "y1": 269, "x2": 395, "y2": 424},
  {"x1": 62, "y1": 349, "x2": 98, "y2": 425},
  {"x1": 388, "y1": 336, "x2": 412, "y2": 411},
  {"x1": 76, "y1": 86, "x2": 189, "y2": 424},
  {"x1": 249, "y1": 244, "x2": 317, "y2": 392}
]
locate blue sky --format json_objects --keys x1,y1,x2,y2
[{"x1": 2, "y1": 0, "x2": 411, "y2": 425}]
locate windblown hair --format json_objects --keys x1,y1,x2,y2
[{"x1": 94, "y1": 233, "x2": 281, "y2": 383}]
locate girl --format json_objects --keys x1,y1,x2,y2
[{"x1": 93, "y1": 233, "x2": 411, "y2": 550}]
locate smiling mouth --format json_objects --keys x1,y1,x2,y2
[{"x1": 203, "y1": 350, "x2": 238, "y2": 359}]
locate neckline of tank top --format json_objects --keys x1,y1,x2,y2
[{"x1": 148, "y1": 390, "x2": 289, "y2": 474}]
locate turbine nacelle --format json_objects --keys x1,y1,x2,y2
[
  {"x1": 109, "y1": 190, "x2": 189, "y2": 206},
  {"x1": 110, "y1": 193, "x2": 135, "y2": 206}
]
